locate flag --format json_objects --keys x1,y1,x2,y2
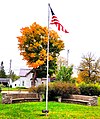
[{"x1": 49, "y1": 4, "x2": 69, "y2": 33}]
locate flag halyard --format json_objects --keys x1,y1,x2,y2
[{"x1": 49, "y1": 4, "x2": 69, "y2": 33}]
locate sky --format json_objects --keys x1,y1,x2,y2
[{"x1": 0, "y1": 0, "x2": 100, "y2": 75}]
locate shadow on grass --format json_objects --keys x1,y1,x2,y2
[
  {"x1": 37, "y1": 112, "x2": 49, "y2": 117},
  {"x1": 38, "y1": 114, "x2": 46, "y2": 116}
]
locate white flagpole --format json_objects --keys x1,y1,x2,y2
[{"x1": 45, "y1": 3, "x2": 50, "y2": 115}]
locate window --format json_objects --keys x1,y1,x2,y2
[{"x1": 22, "y1": 81, "x2": 24, "y2": 86}]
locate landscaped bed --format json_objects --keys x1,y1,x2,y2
[{"x1": 0, "y1": 93, "x2": 100, "y2": 119}]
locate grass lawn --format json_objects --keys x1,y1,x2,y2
[
  {"x1": 1, "y1": 87, "x2": 27, "y2": 91},
  {"x1": 0, "y1": 93, "x2": 100, "y2": 119}
]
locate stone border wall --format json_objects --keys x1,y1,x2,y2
[
  {"x1": 59, "y1": 95, "x2": 98, "y2": 106},
  {"x1": 2, "y1": 93, "x2": 42, "y2": 104}
]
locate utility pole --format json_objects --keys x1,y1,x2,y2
[
  {"x1": 8, "y1": 59, "x2": 12, "y2": 92},
  {"x1": 67, "y1": 49, "x2": 69, "y2": 67},
  {"x1": 9, "y1": 59, "x2": 12, "y2": 76}
]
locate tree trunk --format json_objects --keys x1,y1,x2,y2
[{"x1": 32, "y1": 69, "x2": 37, "y2": 86}]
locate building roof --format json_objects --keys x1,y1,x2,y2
[
  {"x1": 19, "y1": 68, "x2": 32, "y2": 77},
  {"x1": 0, "y1": 78, "x2": 10, "y2": 82}
]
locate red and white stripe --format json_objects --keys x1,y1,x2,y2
[{"x1": 49, "y1": 4, "x2": 69, "y2": 33}]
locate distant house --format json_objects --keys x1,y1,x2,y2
[
  {"x1": 0, "y1": 78, "x2": 12, "y2": 87},
  {"x1": 12, "y1": 69, "x2": 50, "y2": 88},
  {"x1": 12, "y1": 69, "x2": 33, "y2": 88}
]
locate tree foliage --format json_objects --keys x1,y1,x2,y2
[
  {"x1": 17, "y1": 22, "x2": 64, "y2": 77},
  {"x1": 56, "y1": 65, "x2": 73, "y2": 82},
  {"x1": 0, "y1": 61, "x2": 7, "y2": 78},
  {"x1": 7, "y1": 71, "x2": 20, "y2": 82},
  {"x1": 77, "y1": 52, "x2": 100, "y2": 83}
]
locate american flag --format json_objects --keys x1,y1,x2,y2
[{"x1": 49, "y1": 4, "x2": 69, "y2": 33}]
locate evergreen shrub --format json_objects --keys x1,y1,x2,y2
[{"x1": 78, "y1": 83, "x2": 100, "y2": 96}]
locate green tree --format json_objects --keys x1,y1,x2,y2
[
  {"x1": 56, "y1": 65, "x2": 73, "y2": 82},
  {"x1": 78, "y1": 52, "x2": 100, "y2": 83},
  {"x1": 17, "y1": 22, "x2": 64, "y2": 85},
  {"x1": 0, "y1": 61, "x2": 7, "y2": 78},
  {"x1": 7, "y1": 71, "x2": 20, "y2": 82}
]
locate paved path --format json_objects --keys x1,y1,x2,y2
[{"x1": 1, "y1": 90, "x2": 29, "y2": 94}]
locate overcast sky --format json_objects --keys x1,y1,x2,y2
[{"x1": 0, "y1": 0, "x2": 100, "y2": 75}]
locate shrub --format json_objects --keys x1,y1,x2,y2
[
  {"x1": 0, "y1": 84, "x2": 5, "y2": 88},
  {"x1": 36, "y1": 84, "x2": 45, "y2": 94},
  {"x1": 0, "y1": 86, "x2": 1, "y2": 93},
  {"x1": 0, "y1": 84, "x2": 4, "y2": 92},
  {"x1": 28, "y1": 84, "x2": 45, "y2": 94},
  {"x1": 78, "y1": 83, "x2": 100, "y2": 96},
  {"x1": 28, "y1": 86, "x2": 37, "y2": 93},
  {"x1": 28, "y1": 82, "x2": 80, "y2": 100},
  {"x1": 48, "y1": 83, "x2": 55, "y2": 100},
  {"x1": 48, "y1": 81, "x2": 80, "y2": 100}
]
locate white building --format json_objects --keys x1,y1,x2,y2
[
  {"x1": 12, "y1": 69, "x2": 49, "y2": 88},
  {"x1": 12, "y1": 69, "x2": 33, "y2": 88}
]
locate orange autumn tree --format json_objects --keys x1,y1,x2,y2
[
  {"x1": 17, "y1": 22, "x2": 64, "y2": 84},
  {"x1": 77, "y1": 70, "x2": 88, "y2": 83}
]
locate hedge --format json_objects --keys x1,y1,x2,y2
[
  {"x1": 28, "y1": 81, "x2": 80, "y2": 100},
  {"x1": 78, "y1": 83, "x2": 100, "y2": 96}
]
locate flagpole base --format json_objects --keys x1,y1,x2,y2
[{"x1": 42, "y1": 110, "x2": 49, "y2": 116}]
